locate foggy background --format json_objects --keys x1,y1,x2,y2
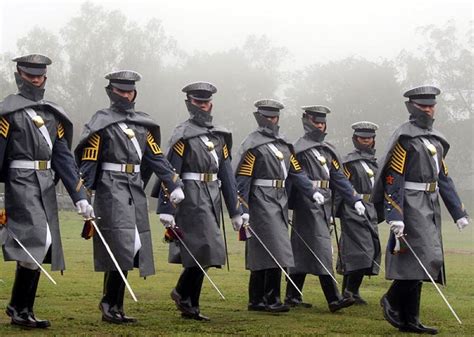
[{"x1": 1, "y1": 0, "x2": 472, "y2": 205}]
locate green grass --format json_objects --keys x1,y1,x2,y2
[{"x1": 0, "y1": 211, "x2": 473, "y2": 336}]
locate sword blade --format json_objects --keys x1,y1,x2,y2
[
  {"x1": 246, "y1": 224, "x2": 303, "y2": 297},
  {"x1": 288, "y1": 221, "x2": 338, "y2": 284},
  {"x1": 8, "y1": 228, "x2": 57, "y2": 285},
  {"x1": 170, "y1": 226, "x2": 226, "y2": 300},
  {"x1": 400, "y1": 236, "x2": 462, "y2": 324},
  {"x1": 90, "y1": 220, "x2": 138, "y2": 302}
]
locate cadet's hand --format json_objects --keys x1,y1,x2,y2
[
  {"x1": 170, "y1": 187, "x2": 185, "y2": 204},
  {"x1": 75, "y1": 199, "x2": 95, "y2": 219},
  {"x1": 389, "y1": 220, "x2": 405, "y2": 238},
  {"x1": 455, "y1": 217, "x2": 469, "y2": 231},
  {"x1": 159, "y1": 213, "x2": 176, "y2": 228},
  {"x1": 242, "y1": 213, "x2": 250, "y2": 225},
  {"x1": 313, "y1": 191, "x2": 325, "y2": 205},
  {"x1": 231, "y1": 215, "x2": 243, "y2": 231},
  {"x1": 354, "y1": 201, "x2": 366, "y2": 216}
]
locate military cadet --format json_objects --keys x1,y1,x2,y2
[
  {"x1": 284, "y1": 106, "x2": 366, "y2": 312},
  {"x1": 235, "y1": 99, "x2": 321, "y2": 313},
  {"x1": 373, "y1": 86, "x2": 469, "y2": 334},
  {"x1": 336, "y1": 121, "x2": 381, "y2": 305},
  {"x1": 0, "y1": 54, "x2": 93, "y2": 328},
  {"x1": 154, "y1": 81, "x2": 243, "y2": 321},
  {"x1": 75, "y1": 70, "x2": 184, "y2": 324}
]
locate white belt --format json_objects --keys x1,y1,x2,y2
[
  {"x1": 181, "y1": 172, "x2": 218, "y2": 182},
  {"x1": 10, "y1": 160, "x2": 51, "y2": 170},
  {"x1": 404, "y1": 181, "x2": 438, "y2": 192},
  {"x1": 312, "y1": 180, "x2": 330, "y2": 189},
  {"x1": 252, "y1": 179, "x2": 285, "y2": 188},
  {"x1": 102, "y1": 162, "x2": 140, "y2": 173}
]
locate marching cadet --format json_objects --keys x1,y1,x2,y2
[
  {"x1": 336, "y1": 121, "x2": 381, "y2": 305},
  {"x1": 284, "y1": 106, "x2": 365, "y2": 312},
  {"x1": 0, "y1": 54, "x2": 93, "y2": 328},
  {"x1": 235, "y1": 99, "x2": 321, "y2": 313},
  {"x1": 154, "y1": 82, "x2": 243, "y2": 321},
  {"x1": 75, "y1": 70, "x2": 184, "y2": 324},
  {"x1": 373, "y1": 86, "x2": 469, "y2": 334}
]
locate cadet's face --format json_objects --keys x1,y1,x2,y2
[
  {"x1": 191, "y1": 98, "x2": 212, "y2": 112},
  {"x1": 19, "y1": 71, "x2": 46, "y2": 87},
  {"x1": 414, "y1": 103, "x2": 436, "y2": 118},
  {"x1": 265, "y1": 116, "x2": 279, "y2": 125},
  {"x1": 356, "y1": 136, "x2": 374, "y2": 147},
  {"x1": 112, "y1": 87, "x2": 135, "y2": 102},
  {"x1": 310, "y1": 118, "x2": 326, "y2": 131}
]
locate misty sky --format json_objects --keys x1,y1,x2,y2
[{"x1": 1, "y1": 0, "x2": 472, "y2": 69}]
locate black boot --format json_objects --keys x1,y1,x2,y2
[
  {"x1": 320, "y1": 275, "x2": 354, "y2": 313},
  {"x1": 263, "y1": 269, "x2": 290, "y2": 313},
  {"x1": 248, "y1": 270, "x2": 266, "y2": 311},
  {"x1": 399, "y1": 282, "x2": 438, "y2": 335},
  {"x1": 343, "y1": 272, "x2": 367, "y2": 305},
  {"x1": 8, "y1": 265, "x2": 48, "y2": 329},
  {"x1": 284, "y1": 273, "x2": 312, "y2": 308},
  {"x1": 26, "y1": 270, "x2": 51, "y2": 328},
  {"x1": 380, "y1": 280, "x2": 405, "y2": 329},
  {"x1": 172, "y1": 268, "x2": 197, "y2": 316},
  {"x1": 100, "y1": 271, "x2": 125, "y2": 324},
  {"x1": 183, "y1": 268, "x2": 209, "y2": 321},
  {"x1": 115, "y1": 271, "x2": 137, "y2": 323}
]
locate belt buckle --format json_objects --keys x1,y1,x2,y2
[
  {"x1": 363, "y1": 194, "x2": 371, "y2": 202},
  {"x1": 274, "y1": 180, "x2": 284, "y2": 188},
  {"x1": 37, "y1": 160, "x2": 48, "y2": 170},
  {"x1": 321, "y1": 180, "x2": 329, "y2": 189},
  {"x1": 427, "y1": 182, "x2": 436, "y2": 192},
  {"x1": 202, "y1": 173, "x2": 213, "y2": 182},
  {"x1": 124, "y1": 163, "x2": 134, "y2": 174}
]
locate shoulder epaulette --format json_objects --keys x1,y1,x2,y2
[
  {"x1": 82, "y1": 133, "x2": 100, "y2": 161},
  {"x1": 389, "y1": 142, "x2": 407, "y2": 174},
  {"x1": 222, "y1": 144, "x2": 229, "y2": 160},
  {"x1": 237, "y1": 151, "x2": 256, "y2": 176},
  {"x1": 0, "y1": 117, "x2": 10, "y2": 138},
  {"x1": 290, "y1": 154, "x2": 302, "y2": 172},
  {"x1": 57, "y1": 123, "x2": 65, "y2": 139},
  {"x1": 173, "y1": 140, "x2": 185, "y2": 157},
  {"x1": 147, "y1": 132, "x2": 162, "y2": 155}
]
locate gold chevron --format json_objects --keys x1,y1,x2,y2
[
  {"x1": 442, "y1": 159, "x2": 448, "y2": 176},
  {"x1": 389, "y1": 142, "x2": 407, "y2": 174},
  {"x1": 237, "y1": 151, "x2": 256, "y2": 176},
  {"x1": 332, "y1": 159, "x2": 340, "y2": 170},
  {"x1": 57, "y1": 123, "x2": 65, "y2": 139},
  {"x1": 82, "y1": 133, "x2": 100, "y2": 161},
  {"x1": 223, "y1": 144, "x2": 229, "y2": 160},
  {"x1": 0, "y1": 117, "x2": 10, "y2": 138},
  {"x1": 173, "y1": 140, "x2": 185, "y2": 157},
  {"x1": 147, "y1": 132, "x2": 162, "y2": 155},
  {"x1": 343, "y1": 164, "x2": 351, "y2": 179},
  {"x1": 290, "y1": 154, "x2": 302, "y2": 171}
]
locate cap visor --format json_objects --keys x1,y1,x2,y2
[
  {"x1": 354, "y1": 131, "x2": 375, "y2": 138},
  {"x1": 411, "y1": 98, "x2": 436, "y2": 106},
  {"x1": 18, "y1": 65, "x2": 46, "y2": 76},
  {"x1": 111, "y1": 83, "x2": 135, "y2": 91}
]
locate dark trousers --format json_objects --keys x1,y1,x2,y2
[
  {"x1": 386, "y1": 280, "x2": 423, "y2": 324},
  {"x1": 248, "y1": 268, "x2": 282, "y2": 305},
  {"x1": 176, "y1": 267, "x2": 205, "y2": 308},
  {"x1": 102, "y1": 270, "x2": 128, "y2": 311},
  {"x1": 342, "y1": 270, "x2": 365, "y2": 295},
  {"x1": 285, "y1": 273, "x2": 341, "y2": 304}
]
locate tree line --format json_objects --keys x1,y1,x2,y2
[{"x1": 1, "y1": 2, "x2": 472, "y2": 201}]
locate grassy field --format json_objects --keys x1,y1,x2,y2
[{"x1": 0, "y1": 211, "x2": 472, "y2": 336}]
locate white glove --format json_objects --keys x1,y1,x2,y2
[
  {"x1": 75, "y1": 199, "x2": 95, "y2": 219},
  {"x1": 231, "y1": 215, "x2": 243, "y2": 231},
  {"x1": 455, "y1": 217, "x2": 469, "y2": 231},
  {"x1": 170, "y1": 187, "x2": 185, "y2": 204},
  {"x1": 354, "y1": 201, "x2": 366, "y2": 216},
  {"x1": 312, "y1": 191, "x2": 325, "y2": 205},
  {"x1": 159, "y1": 213, "x2": 176, "y2": 228},
  {"x1": 389, "y1": 220, "x2": 405, "y2": 238},
  {"x1": 242, "y1": 213, "x2": 250, "y2": 225}
]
